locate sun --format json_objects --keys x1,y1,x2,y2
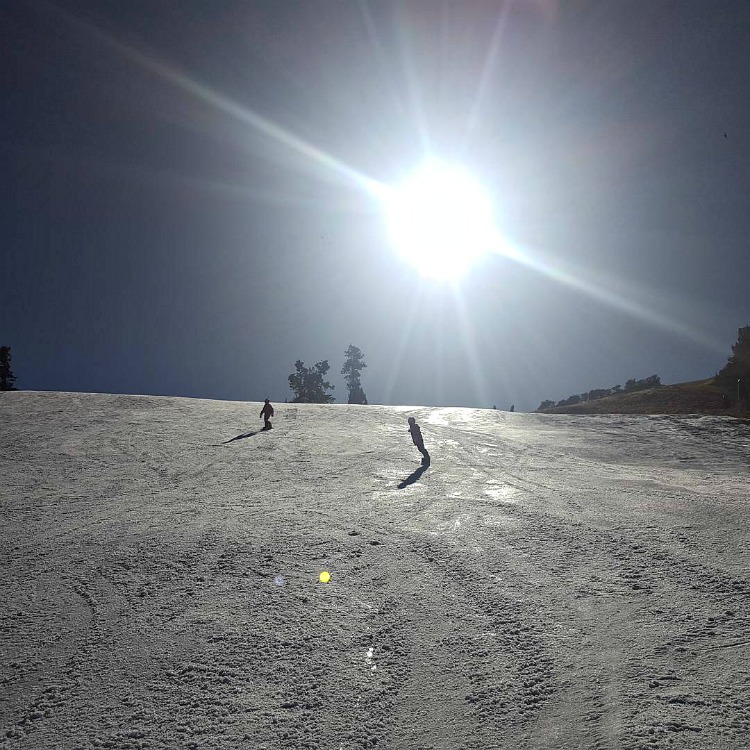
[{"x1": 385, "y1": 161, "x2": 496, "y2": 280}]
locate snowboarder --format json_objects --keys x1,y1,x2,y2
[
  {"x1": 260, "y1": 399, "x2": 274, "y2": 430},
  {"x1": 509, "y1": 404, "x2": 515, "y2": 412},
  {"x1": 407, "y1": 416, "x2": 430, "y2": 464}
]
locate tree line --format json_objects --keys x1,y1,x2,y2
[
  {"x1": 6, "y1": 325, "x2": 748, "y2": 409},
  {"x1": 287, "y1": 344, "x2": 368, "y2": 404},
  {"x1": 536, "y1": 325, "x2": 750, "y2": 412},
  {"x1": 536, "y1": 374, "x2": 662, "y2": 411}
]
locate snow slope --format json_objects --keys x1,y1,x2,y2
[{"x1": 1, "y1": 392, "x2": 748, "y2": 750}]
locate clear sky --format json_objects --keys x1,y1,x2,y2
[{"x1": 2, "y1": 0, "x2": 749, "y2": 411}]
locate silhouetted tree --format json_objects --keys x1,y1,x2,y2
[
  {"x1": 288, "y1": 359, "x2": 335, "y2": 403},
  {"x1": 0, "y1": 346, "x2": 17, "y2": 391},
  {"x1": 341, "y1": 344, "x2": 368, "y2": 404},
  {"x1": 537, "y1": 399, "x2": 555, "y2": 411},
  {"x1": 624, "y1": 375, "x2": 661, "y2": 393},
  {"x1": 715, "y1": 326, "x2": 750, "y2": 402}
]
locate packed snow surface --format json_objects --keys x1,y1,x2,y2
[{"x1": 1, "y1": 392, "x2": 748, "y2": 749}]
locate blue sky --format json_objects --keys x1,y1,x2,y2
[{"x1": 2, "y1": 0, "x2": 749, "y2": 410}]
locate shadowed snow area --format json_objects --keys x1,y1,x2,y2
[{"x1": 1, "y1": 391, "x2": 749, "y2": 749}]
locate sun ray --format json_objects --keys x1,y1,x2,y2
[
  {"x1": 432, "y1": 295, "x2": 447, "y2": 405},
  {"x1": 393, "y1": 3, "x2": 432, "y2": 154},
  {"x1": 449, "y1": 287, "x2": 492, "y2": 407},
  {"x1": 492, "y1": 237, "x2": 727, "y2": 354},
  {"x1": 461, "y1": 0, "x2": 514, "y2": 156},
  {"x1": 45, "y1": 1, "x2": 726, "y2": 371},
  {"x1": 381, "y1": 284, "x2": 426, "y2": 406},
  {"x1": 46, "y1": 3, "x2": 388, "y2": 201}
]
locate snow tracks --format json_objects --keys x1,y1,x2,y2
[{"x1": 1, "y1": 394, "x2": 748, "y2": 749}]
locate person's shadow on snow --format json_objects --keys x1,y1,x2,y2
[
  {"x1": 398, "y1": 463, "x2": 429, "y2": 489},
  {"x1": 220, "y1": 430, "x2": 269, "y2": 445}
]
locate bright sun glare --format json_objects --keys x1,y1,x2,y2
[{"x1": 386, "y1": 161, "x2": 496, "y2": 280}]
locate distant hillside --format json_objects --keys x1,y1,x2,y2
[{"x1": 537, "y1": 378, "x2": 744, "y2": 415}]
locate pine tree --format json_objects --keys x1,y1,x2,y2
[
  {"x1": 715, "y1": 325, "x2": 750, "y2": 403},
  {"x1": 288, "y1": 359, "x2": 335, "y2": 403},
  {"x1": 341, "y1": 344, "x2": 368, "y2": 404},
  {"x1": 0, "y1": 346, "x2": 17, "y2": 391}
]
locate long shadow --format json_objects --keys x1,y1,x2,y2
[
  {"x1": 221, "y1": 429, "x2": 270, "y2": 445},
  {"x1": 398, "y1": 462, "x2": 429, "y2": 489}
]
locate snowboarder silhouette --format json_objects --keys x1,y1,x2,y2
[
  {"x1": 260, "y1": 399, "x2": 274, "y2": 430},
  {"x1": 407, "y1": 416, "x2": 430, "y2": 465}
]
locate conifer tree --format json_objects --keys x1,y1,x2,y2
[
  {"x1": 341, "y1": 344, "x2": 368, "y2": 404},
  {"x1": 0, "y1": 346, "x2": 17, "y2": 391},
  {"x1": 715, "y1": 325, "x2": 750, "y2": 404},
  {"x1": 288, "y1": 360, "x2": 335, "y2": 403}
]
